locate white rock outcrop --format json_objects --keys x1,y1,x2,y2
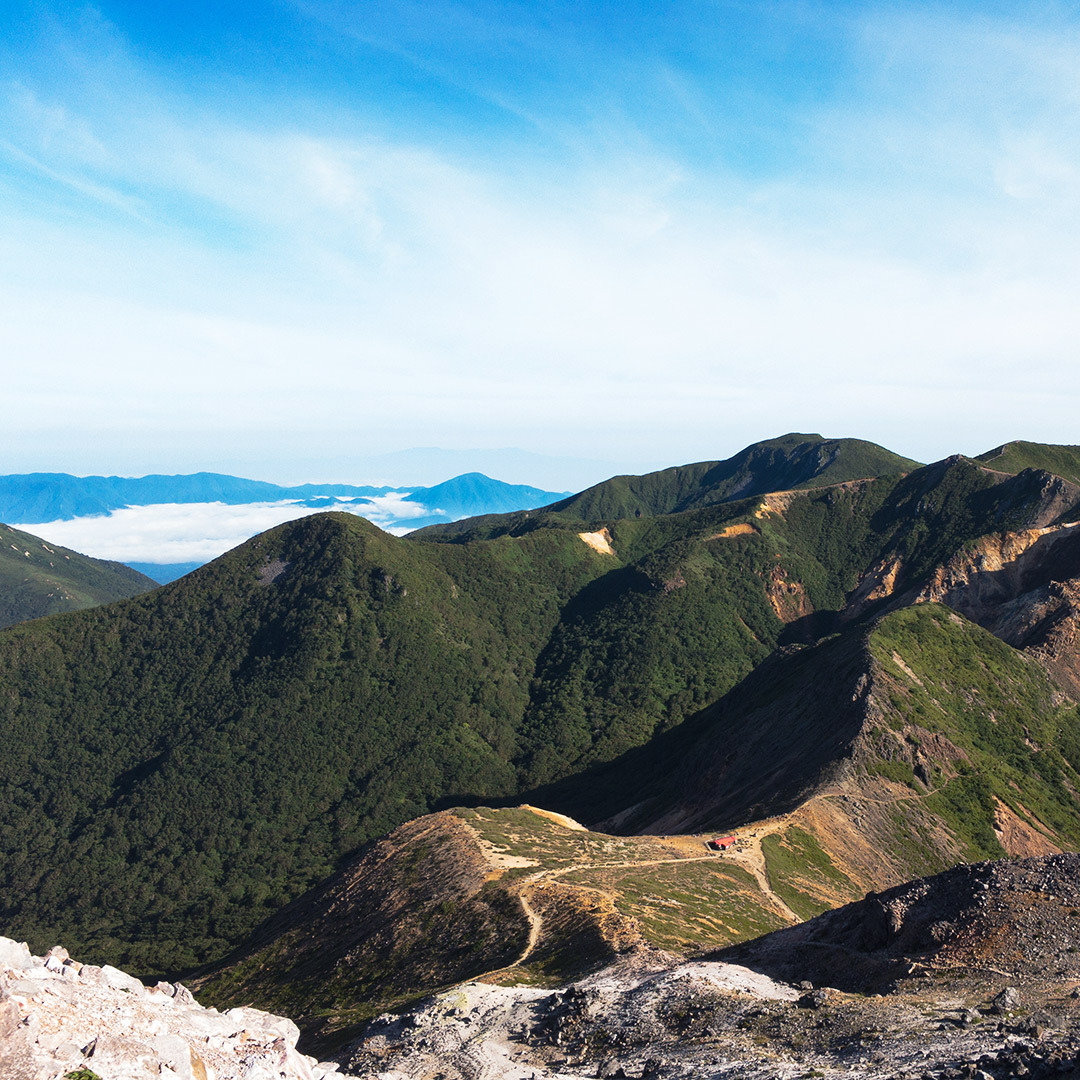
[{"x1": 0, "y1": 937, "x2": 355, "y2": 1080}]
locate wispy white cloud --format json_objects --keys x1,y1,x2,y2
[
  {"x1": 2, "y1": 3, "x2": 1080, "y2": 476},
  {"x1": 353, "y1": 493, "x2": 444, "y2": 522}
]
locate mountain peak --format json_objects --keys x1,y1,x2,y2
[{"x1": 421, "y1": 433, "x2": 921, "y2": 531}]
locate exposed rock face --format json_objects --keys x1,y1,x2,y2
[
  {"x1": 915, "y1": 523, "x2": 1080, "y2": 621},
  {"x1": 842, "y1": 516, "x2": 1080, "y2": 693},
  {"x1": 915, "y1": 523, "x2": 1080, "y2": 693},
  {"x1": 0, "y1": 937, "x2": 355, "y2": 1080},
  {"x1": 765, "y1": 563, "x2": 812, "y2": 624}
]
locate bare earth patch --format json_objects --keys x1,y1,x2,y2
[
  {"x1": 709, "y1": 523, "x2": 758, "y2": 539},
  {"x1": 577, "y1": 529, "x2": 615, "y2": 555},
  {"x1": 521, "y1": 804, "x2": 588, "y2": 831},
  {"x1": 993, "y1": 798, "x2": 1061, "y2": 857}
]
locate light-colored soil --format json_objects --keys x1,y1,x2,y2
[
  {"x1": 459, "y1": 820, "x2": 538, "y2": 875},
  {"x1": 577, "y1": 529, "x2": 615, "y2": 555},
  {"x1": 993, "y1": 798, "x2": 1061, "y2": 857},
  {"x1": 709, "y1": 523, "x2": 758, "y2": 539},
  {"x1": 521, "y1": 804, "x2": 588, "y2": 831}
]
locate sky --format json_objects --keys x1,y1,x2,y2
[{"x1": 3, "y1": 1, "x2": 1080, "y2": 490}]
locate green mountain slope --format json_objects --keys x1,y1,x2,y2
[
  {"x1": 0, "y1": 513, "x2": 609, "y2": 972},
  {"x1": 565, "y1": 605, "x2": 1080, "y2": 861},
  {"x1": 547, "y1": 433, "x2": 919, "y2": 519},
  {"x1": 1, "y1": 439, "x2": 1078, "y2": 980},
  {"x1": 977, "y1": 440, "x2": 1080, "y2": 489},
  {"x1": 867, "y1": 605, "x2": 1080, "y2": 858},
  {"x1": 416, "y1": 433, "x2": 919, "y2": 539},
  {"x1": 0, "y1": 522, "x2": 156, "y2": 629},
  {"x1": 514, "y1": 455, "x2": 1078, "y2": 788}
]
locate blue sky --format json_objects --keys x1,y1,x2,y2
[{"x1": 3, "y1": 1, "x2": 1079, "y2": 487}]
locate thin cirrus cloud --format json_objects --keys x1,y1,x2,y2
[
  {"x1": 1, "y1": 2, "x2": 1080, "y2": 481},
  {"x1": 20, "y1": 495, "x2": 439, "y2": 566}
]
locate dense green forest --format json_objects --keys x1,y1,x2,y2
[
  {"x1": 0, "y1": 434, "x2": 1078, "y2": 976},
  {"x1": 416, "y1": 433, "x2": 919, "y2": 539}
]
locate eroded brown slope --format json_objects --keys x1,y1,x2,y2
[{"x1": 914, "y1": 523, "x2": 1080, "y2": 695}]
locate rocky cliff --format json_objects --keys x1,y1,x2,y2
[{"x1": 0, "y1": 937, "x2": 356, "y2": 1080}]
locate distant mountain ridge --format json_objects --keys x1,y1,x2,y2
[
  {"x1": 548, "y1": 433, "x2": 921, "y2": 520},
  {"x1": 0, "y1": 470, "x2": 569, "y2": 525},
  {"x1": 976, "y1": 440, "x2": 1080, "y2": 487}
]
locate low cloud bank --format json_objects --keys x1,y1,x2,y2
[{"x1": 21, "y1": 496, "x2": 438, "y2": 565}]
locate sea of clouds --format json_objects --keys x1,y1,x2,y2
[{"x1": 20, "y1": 495, "x2": 437, "y2": 566}]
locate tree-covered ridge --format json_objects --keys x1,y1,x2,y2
[
  {"x1": 0, "y1": 440, "x2": 1078, "y2": 978},
  {"x1": 415, "y1": 433, "x2": 920, "y2": 539},
  {"x1": 0, "y1": 513, "x2": 607, "y2": 973},
  {"x1": 0, "y1": 522, "x2": 156, "y2": 629}
]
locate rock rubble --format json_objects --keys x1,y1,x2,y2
[
  {"x1": 342, "y1": 958, "x2": 1080, "y2": 1080},
  {"x1": 0, "y1": 937, "x2": 359, "y2": 1080}
]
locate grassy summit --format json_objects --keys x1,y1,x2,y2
[
  {"x1": 417, "y1": 433, "x2": 919, "y2": 540},
  {"x1": 977, "y1": 440, "x2": 1080, "y2": 488}
]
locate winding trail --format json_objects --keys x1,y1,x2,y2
[
  {"x1": 516, "y1": 891, "x2": 542, "y2": 964},
  {"x1": 461, "y1": 783, "x2": 974, "y2": 988},
  {"x1": 459, "y1": 792, "x2": 899, "y2": 988},
  {"x1": 457, "y1": 773, "x2": 1034, "y2": 991},
  {"x1": 464, "y1": 844, "x2": 800, "y2": 986},
  {"x1": 713, "y1": 827, "x2": 802, "y2": 923}
]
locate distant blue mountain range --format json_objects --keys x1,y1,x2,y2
[
  {"x1": 0, "y1": 472, "x2": 572, "y2": 583},
  {"x1": 0, "y1": 471, "x2": 569, "y2": 526}
]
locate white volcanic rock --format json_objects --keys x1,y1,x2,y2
[
  {"x1": 345, "y1": 957, "x2": 807, "y2": 1080},
  {"x1": 0, "y1": 937, "x2": 357, "y2": 1080}
]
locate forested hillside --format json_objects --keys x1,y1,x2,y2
[
  {"x1": 417, "y1": 433, "x2": 919, "y2": 538},
  {"x1": 195, "y1": 609, "x2": 1080, "y2": 1042}
]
